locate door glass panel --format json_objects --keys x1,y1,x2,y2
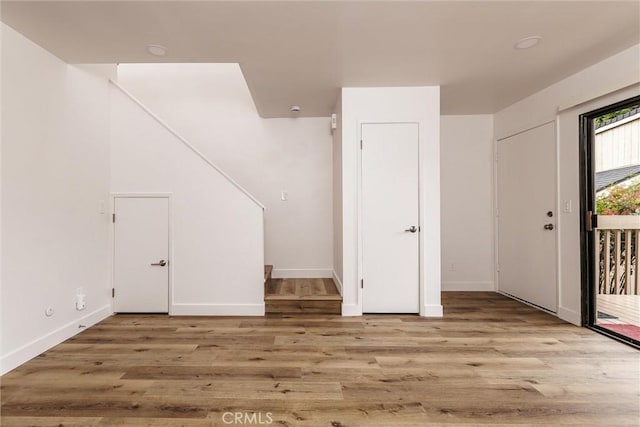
[{"x1": 593, "y1": 104, "x2": 640, "y2": 341}]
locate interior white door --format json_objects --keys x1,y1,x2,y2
[
  {"x1": 362, "y1": 123, "x2": 420, "y2": 313},
  {"x1": 497, "y1": 122, "x2": 557, "y2": 312},
  {"x1": 114, "y1": 197, "x2": 169, "y2": 313}
]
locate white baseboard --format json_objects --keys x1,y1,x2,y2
[
  {"x1": 272, "y1": 269, "x2": 333, "y2": 279},
  {"x1": 442, "y1": 281, "x2": 495, "y2": 291},
  {"x1": 332, "y1": 271, "x2": 343, "y2": 295},
  {"x1": 171, "y1": 303, "x2": 265, "y2": 316},
  {"x1": 341, "y1": 303, "x2": 362, "y2": 317},
  {"x1": 0, "y1": 304, "x2": 112, "y2": 375},
  {"x1": 422, "y1": 304, "x2": 443, "y2": 317},
  {"x1": 558, "y1": 306, "x2": 581, "y2": 326},
  {"x1": 497, "y1": 290, "x2": 557, "y2": 315}
]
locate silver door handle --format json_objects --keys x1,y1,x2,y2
[
  {"x1": 405, "y1": 226, "x2": 418, "y2": 233},
  {"x1": 544, "y1": 224, "x2": 554, "y2": 230},
  {"x1": 151, "y1": 260, "x2": 167, "y2": 266}
]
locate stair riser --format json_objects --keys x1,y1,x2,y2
[{"x1": 265, "y1": 300, "x2": 341, "y2": 315}]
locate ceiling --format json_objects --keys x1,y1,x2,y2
[{"x1": 2, "y1": 1, "x2": 639, "y2": 118}]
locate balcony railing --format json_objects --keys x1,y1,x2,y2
[{"x1": 596, "y1": 215, "x2": 640, "y2": 295}]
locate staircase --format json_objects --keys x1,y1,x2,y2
[{"x1": 264, "y1": 266, "x2": 342, "y2": 315}]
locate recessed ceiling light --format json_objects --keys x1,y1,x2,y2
[
  {"x1": 290, "y1": 105, "x2": 301, "y2": 113},
  {"x1": 514, "y1": 36, "x2": 542, "y2": 50},
  {"x1": 146, "y1": 44, "x2": 167, "y2": 57}
]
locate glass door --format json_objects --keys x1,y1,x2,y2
[{"x1": 581, "y1": 97, "x2": 640, "y2": 347}]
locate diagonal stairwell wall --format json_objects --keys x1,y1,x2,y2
[
  {"x1": 110, "y1": 81, "x2": 265, "y2": 315},
  {"x1": 115, "y1": 64, "x2": 333, "y2": 280}
]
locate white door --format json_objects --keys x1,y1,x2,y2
[
  {"x1": 497, "y1": 122, "x2": 557, "y2": 312},
  {"x1": 362, "y1": 123, "x2": 420, "y2": 313},
  {"x1": 114, "y1": 197, "x2": 169, "y2": 313}
]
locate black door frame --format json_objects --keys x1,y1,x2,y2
[{"x1": 579, "y1": 95, "x2": 640, "y2": 348}]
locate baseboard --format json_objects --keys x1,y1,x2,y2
[
  {"x1": 272, "y1": 269, "x2": 333, "y2": 279},
  {"x1": 341, "y1": 303, "x2": 362, "y2": 317},
  {"x1": 0, "y1": 304, "x2": 112, "y2": 375},
  {"x1": 442, "y1": 281, "x2": 495, "y2": 291},
  {"x1": 558, "y1": 306, "x2": 581, "y2": 326},
  {"x1": 171, "y1": 303, "x2": 265, "y2": 316},
  {"x1": 422, "y1": 304, "x2": 443, "y2": 317},
  {"x1": 332, "y1": 271, "x2": 343, "y2": 295},
  {"x1": 497, "y1": 290, "x2": 557, "y2": 315}
]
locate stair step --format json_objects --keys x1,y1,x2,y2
[
  {"x1": 265, "y1": 299, "x2": 341, "y2": 315},
  {"x1": 264, "y1": 278, "x2": 342, "y2": 315},
  {"x1": 265, "y1": 294, "x2": 342, "y2": 301}
]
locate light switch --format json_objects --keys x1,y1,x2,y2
[
  {"x1": 98, "y1": 200, "x2": 106, "y2": 214},
  {"x1": 281, "y1": 191, "x2": 288, "y2": 201},
  {"x1": 563, "y1": 200, "x2": 572, "y2": 213}
]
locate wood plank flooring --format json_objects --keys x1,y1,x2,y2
[
  {"x1": 597, "y1": 294, "x2": 640, "y2": 326},
  {"x1": 2, "y1": 292, "x2": 639, "y2": 426},
  {"x1": 265, "y1": 278, "x2": 341, "y2": 300},
  {"x1": 265, "y1": 278, "x2": 342, "y2": 314}
]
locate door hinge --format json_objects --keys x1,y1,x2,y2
[
  {"x1": 111, "y1": 288, "x2": 115, "y2": 298},
  {"x1": 360, "y1": 140, "x2": 363, "y2": 149},
  {"x1": 360, "y1": 279, "x2": 364, "y2": 289},
  {"x1": 112, "y1": 213, "x2": 116, "y2": 223}
]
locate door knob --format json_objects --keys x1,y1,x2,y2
[
  {"x1": 151, "y1": 259, "x2": 167, "y2": 266},
  {"x1": 543, "y1": 224, "x2": 554, "y2": 230},
  {"x1": 405, "y1": 226, "x2": 418, "y2": 233}
]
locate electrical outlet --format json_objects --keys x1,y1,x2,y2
[{"x1": 449, "y1": 263, "x2": 456, "y2": 272}]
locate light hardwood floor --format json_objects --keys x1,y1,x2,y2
[
  {"x1": 1, "y1": 292, "x2": 639, "y2": 426},
  {"x1": 265, "y1": 278, "x2": 341, "y2": 300},
  {"x1": 265, "y1": 278, "x2": 342, "y2": 315}
]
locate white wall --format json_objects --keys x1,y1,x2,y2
[
  {"x1": 495, "y1": 44, "x2": 640, "y2": 325},
  {"x1": 332, "y1": 94, "x2": 343, "y2": 293},
  {"x1": 440, "y1": 115, "x2": 495, "y2": 291},
  {"x1": 116, "y1": 64, "x2": 333, "y2": 279},
  {"x1": 1, "y1": 24, "x2": 112, "y2": 374},
  {"x1": 340, "y1": 87, "x2": 441, "y2": 316},
  {"x1": 110, "y1": 83, "x2": 265, "y2": 315}
]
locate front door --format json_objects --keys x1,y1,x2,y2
[
  {"x1": 362, "y1": 123, "x2": 420, "y2": 313},
  {"x1": 497, "y1": 122, "x2": 558, "y2": 312},
  {"x1": 114, "y1": 196, "x2": 169, "y2": 313}
]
